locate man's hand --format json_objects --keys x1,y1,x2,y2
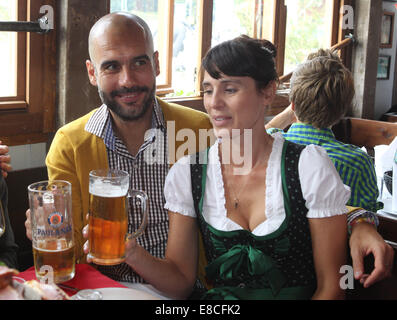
[
  {"x1": 0, "y1": 142, "x2": 12, "y2": 178},
  {"x1": 25, "y1": 209, "x2": 32, "y2": 241},
  {"x1": 82, "y1": 223, "x2": 92, "y2": 263},
  {"x1": 349, "y1": 222, "x2": 394, "y2": 288}
]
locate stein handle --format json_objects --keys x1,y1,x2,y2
[{"x1": 126, "y1": 190, "x2": 148, "y2": 239}]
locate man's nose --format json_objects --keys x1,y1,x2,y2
[{"x1": 119, "y1": 67, "x2": 136, "y2": 88}]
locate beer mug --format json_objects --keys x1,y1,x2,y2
[
  {"x1": 28, "y1": 180, "x2": 75, "y2": 284},
  {"x1": 88, "y1": 169, "x2": 148, "y2": 265}
]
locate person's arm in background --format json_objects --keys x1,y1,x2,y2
[
  {"x1": 348, "y1": 209, "x2": 394, "y2": 288},
  {"x1": 346, "y1": 151, "x2": 394, "y2": 288},
  {"x1": 265, "y1": 104, "x2": 296, "y2": 131}
]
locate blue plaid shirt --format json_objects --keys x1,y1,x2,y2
[{"x1": 268, "y1": 123, "x2": 382, "y2": 212}]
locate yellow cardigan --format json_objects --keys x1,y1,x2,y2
[{"x1": 46, "y1": 98, "x2": 213, "y2": 263}]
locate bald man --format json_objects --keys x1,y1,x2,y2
[{"x1": 25, "y1": 12, "x2": 212, "y2": 284}]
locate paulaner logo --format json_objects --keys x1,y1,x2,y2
[{"x1": 47, "y1": 212, "x2": 64, "y2": 228}]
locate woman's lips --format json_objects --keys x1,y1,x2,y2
[{"x1": 212, "y1": 116, "x2": 232, "y2": 126}]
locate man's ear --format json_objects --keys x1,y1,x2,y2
[
  {"x1": 153, "y1": 51, "x2": 160, "y2": 77},
  {"x1": 86, "y1": 60, "x2": 98, "y2": 86},
  {"x1": 291, "y1": 101, "x2": 295, "y2": 112}
]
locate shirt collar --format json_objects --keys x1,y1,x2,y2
[
  {"x1": 85, "y1": 98, "x2": 165, "y2": 151},
  {"x1": 288, "y1": 123, "x2": 335, "y2": 140}
]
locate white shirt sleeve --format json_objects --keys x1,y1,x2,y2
[
  {"x1": 298, "y1": 144, "x2": 351, "y2": 218},
  {"x1": 164, "y1": 156, "x2": 197, "y2": 217}
]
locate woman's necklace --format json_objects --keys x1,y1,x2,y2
[
  {"x1": 229, "y1": 178, "x2": 249, "y2": 209},
  {"x1": 224, "y1": 165, "x2": 251, "y2": 210}
]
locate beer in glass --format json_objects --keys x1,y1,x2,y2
[
  {"x1": 28, "y1": 180, "x2": 75, "y2": 284},
  {"x1": 88, "y1": 169, "x2": 148, "y2": 265}
]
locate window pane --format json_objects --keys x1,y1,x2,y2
[
  {"x1": 212, "y1": 0, "x2": 256, "y2": 46},
  {"x1": 170, "y1": 0, "x2": 199, "y2": 97},
  {"x1": 0, "y1": 1, "x2": 17, "y2": 97},
  {"x1": 110, "y1": 0, "x2": 200, "y2": 98},
  {"x1": 259, "y1": 0, "x2": 276, "y2": 42},
  {"x1": 110, "y1": 0, "x2": 169, "y2": 86},
  {"x1": 284, "y1": 0, "x2": 334, "y2": 74}
]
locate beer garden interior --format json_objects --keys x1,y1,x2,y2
[{"x1": 2, "y1": 0, "x2": 397, "y2": 299}]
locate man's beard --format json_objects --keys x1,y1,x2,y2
[{"x1": 98, "y1": 84, "x2": 156, "y2": 121}]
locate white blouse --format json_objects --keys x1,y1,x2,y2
[{"x1": 164, "y1": 132, "x2": 350, "y2": 237}]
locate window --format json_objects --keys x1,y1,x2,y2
[
  {"x1": 211, "y1": 0, "x2": 256, "y2": 46},
  {"x1": 0, "y1": 2, "x2": 18, "y2": 97},
  {"x1": 110, "y1": 0, "x2": 201, "y2": 97},
  {"x1": 109, "y1": 0, "x2": 351, "y2": 103},
  {"x1": 0, "y1": 1, "x2": 26, "y2": 109},
  {"x1": 0, "y1": 0, "x2": 56, "y2": 146},
  {"x1": 284, "y1": 0, "x2": 336, "y2": 75}
]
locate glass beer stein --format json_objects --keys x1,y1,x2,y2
[
  {"x1": 28, "y1": 180, "x2": 75, "y2": 284},
  {"x1": 88, "y1": 169, "x2": 148, "y2": 265}
]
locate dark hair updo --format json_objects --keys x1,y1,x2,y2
[{"x1": 202, "y1": 35, "x2": 278, "y2": 91}]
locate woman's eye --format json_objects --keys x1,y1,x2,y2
[{"x1": 202, "y1": 89, "x2": 212, "y2": 95}]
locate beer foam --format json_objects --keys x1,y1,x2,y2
[{"x1": 89, "y1": 180, "x2": 128, "y2": 198}]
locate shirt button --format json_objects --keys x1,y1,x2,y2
[{"x1": 133, "y1": 162, "x2": 138, "y2": 170}]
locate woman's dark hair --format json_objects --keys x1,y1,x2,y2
[{"x1": 202, "y1": 35, "x2": 278, "y2": 90}]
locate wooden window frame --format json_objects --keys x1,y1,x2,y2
[
  {"x1": 154, "y1": 0, "x2": 175, "y2": 96},
  {"x1": 0, "y1": 0, "x2": 56, "y2": 146},
  {"x1": 337, "y1": 0, "x2": 354, "y2": 70}
]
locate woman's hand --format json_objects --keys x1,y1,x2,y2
[{"x1": 82, "y1": 218, "x2": 139, "y2": 265}]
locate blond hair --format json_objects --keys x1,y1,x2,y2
[{"x1": 289, "y1": 49, "x2": 355, "y2": 128}]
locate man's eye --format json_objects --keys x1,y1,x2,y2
[
  {"x1": 225, "y1": 88, "x2": 237, "y2": 93},
  {"x1": 134, "y1": 60, "x2": 147, "y2": 67},
  {"x1": 105, "y1": 64, "x2": 119, "y2": 71},
  {"x1": 202, "y1": 89, "x2": 212, "y2": 95}
]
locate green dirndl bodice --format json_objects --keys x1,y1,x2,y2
[{"x1": 190, "y1": 140, "x2": 316, "y2": 300}]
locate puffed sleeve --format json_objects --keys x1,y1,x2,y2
[
  {"x1": 164, "y1": 156, "x2": 197, "y2": 217},
  {"x1": 298, "y1": 145, "x2": 350, "y2": 218}
]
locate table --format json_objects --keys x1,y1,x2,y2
[
  {"x1": 18, "y1": 264, "x2": 127, "y2": 296},
  {"x1": 18, "y1": 264, "x2": 170, "y2": 300}
]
